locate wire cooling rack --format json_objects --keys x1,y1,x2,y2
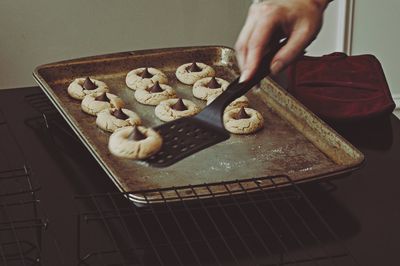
[
  {"x1": 0, "y1": 109, "x2": 45, "y2": 265},
  {"x1": 75, "y1": 175, "x2": 358, "y2": 266}
]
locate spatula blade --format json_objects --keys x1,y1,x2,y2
[{"x1": 144, "y1": 117, "x2": 229, "y2": 167}]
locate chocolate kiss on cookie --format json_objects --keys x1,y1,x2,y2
[
  {"x1": 149, "y1": 81, "x2": 163, "y2": 93},
  {"x1": 127, "y1": 126, "x2": 146, "y2": 141},
  {"x1": 187, "y1": 62, "x2": 202, "y2": 72},
  {"x1": 83, "y1": 77, "x2": 97, "y2": 90},
  {"x1": 171, "y1": 98, "x2": 188, "y2": 111},
  {"x1": 207, "y1": 77, "x2": 220, "y2": 89},
  {"x1": 234, "y1": 107, "x2": 250, "y2": 119},
  {"x1": 141, "y1": 68, "x2": 153, "y2": 79},
  {"x1": 95, "y1": 92, "x2": 110, "y2": 102},
  {"x1": 111, "y1": 108, "x2": 129, "y2": 120}
]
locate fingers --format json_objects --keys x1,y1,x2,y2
[
  {"x1": 240, "y1": 21, "x2": 275, "y2": 82},
  {"x1": 270, "y1": 25, "x2": 317, "y2": 75},
  {"x1": 237, "y1": 5, "x2": 279, "y2": 82},
  {"x1": 235, "y1": 0, "x2": 325, "y2": 81},
  {"x1": 235, "y1": 5, "x2": 258, "y2": 72}
]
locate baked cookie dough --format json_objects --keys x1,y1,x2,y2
[
  {"x1": 175, "y1": 62, "x2": 215, "y2": 85},
  {"x1": 192, "y1": 77, "x2": 229, "y2": 100},
  {"x1": 207, "y1": 94, "x2": 249, "y2": 112},
  {"x1": 81, "y1": 92, "x2": 124, "y2": 116},
  {"x1": 96, "y1": 108, "x2": 141, "y2": 132},
  {"x1": 67, "y1": 77, "x2": 109, "y2": 100},
  {"x1": 108, "y1": 126, "x2": 163, "y2": 159},
  {"x1": 223, "y1": 107, "x2": 264, "y2": 134},
  {"x1": 155, "y1": 98, "x2": 200, "y2": 122},
  {"x1": 134, "y1": 81, "x2": 177, "y2": 106},
  {"x1": 125, "y1": 67, "x2": 168, "y2": 91}
]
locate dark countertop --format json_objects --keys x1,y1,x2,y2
[
  {"x1": 303, "y1": 115, "x2": 400, "y2": 265},
  {"x1": 0, "y1": 86, "x2": 399, "y2": 265}
]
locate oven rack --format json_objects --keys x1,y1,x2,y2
[
  {"x1": 25, "y1": 93, "x2": 79, "y2": 142},
  {"x1": 0, "y1": 108, "x2": 65, "y2": 266},
  {"x1": 0, "y1": 109, "x2": 45, "y2": 265},
  {"x1": 0, "y1": 166, "x2": 44, "y2": 266},
  {"x1": 75, "y1": 175, "x2": 359, "y2": 266}
]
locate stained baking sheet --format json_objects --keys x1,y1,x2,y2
[{"x1": 33, "y1": 46, "x2": 364, "y2": 203}]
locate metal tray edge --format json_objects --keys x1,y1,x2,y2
[
  {"x1": 33, "y1": 45, "x2": 234, "y2": 71},
  {"x1": 261, "y1": 77, "x2": 365, "y2": 168}
]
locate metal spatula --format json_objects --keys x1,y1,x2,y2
[{"x1": 145, "y1": 39, "x2": 286, "y2": 167}]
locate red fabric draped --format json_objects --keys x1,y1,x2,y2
[{"x1": 287, "y1": 52, "x2": 395, "y2": 121}]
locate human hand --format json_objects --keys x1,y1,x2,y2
[{"x1": 235, "y1": 0, "x2": 331, "y2": 82}]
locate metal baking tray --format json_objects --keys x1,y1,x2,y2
[{"x1": 33, "y1": 46, "x2": 364, "y2": 204}]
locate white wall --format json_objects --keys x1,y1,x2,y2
[
  {"x1": 0, "y1": 0, "x2": 249, "y2": 89},
  {"x1": 0, "y1": 0, "x2": 352, "y2": 91},
  {"x1": 307, "y1": 0, "x2": 344, "y2": 55},
  {"x1": 2, "y1": 0, "x2": 398, "y2": 110},
  {"x1": 352, "y1": 0, "x2": 400, "y2": 107}
]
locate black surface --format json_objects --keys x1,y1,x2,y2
[{"x1": 0, "y1": 86, "x2": 399, "y2": 265}]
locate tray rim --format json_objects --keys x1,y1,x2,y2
[
  {"x1": 260, "y1": 77, "x2": 365, "y2": 166},
  {"x1": 33, "y1": 45, "x2": 235, "y2": 71},
  {"x1": 32, "y1": 45, "x2": 365, "y2": 204}
]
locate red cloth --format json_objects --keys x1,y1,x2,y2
[{"x1": 287, "y1": 52, "x2": 395, "y2": 121}]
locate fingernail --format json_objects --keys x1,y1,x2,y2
[
  {"x1": 270, "y1": 60, "x2": 283, "y2": 76},
  {"x1": 239, "y1": 69, "x2": 249, "y2": 83}
]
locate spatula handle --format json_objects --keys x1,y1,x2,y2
[{"x1": 208, "y1": 38, "x2": 286, "y2": 113}]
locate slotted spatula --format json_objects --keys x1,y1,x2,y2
[{"x1": 145, "y1": 38, "x2": 286, "y2": 167}]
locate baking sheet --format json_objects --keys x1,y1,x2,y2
[{"x1": 33, "y1": 46, "x2": 364, "y2": 203}]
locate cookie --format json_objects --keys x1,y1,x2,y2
[
  {"x1": 223, "y1": 107, "x2": 264, "y2": 134},
  {"x1": 125, "y1": 67, "x2": 168, "y2": 91},
  {"x1": 207, "y1": 94, "x2": 249, "y2": 112},
  {"x1": 175, "y1": 62, "x2": 215, "y2": 85},
  {"x1": 96, "y1": 108, "x2": 141, "y2": 132},
  {"x1": 67, "y1": 77, "x2": 109, "y2": 100},
  {"x1": 155, "y1": 98, "x2": 200, "y2": 122},
  {"x1": 192, "y1": 77, "x2": 229, "y2": 100},
  {"x1": 108, "y1": 126, "x2": 163, "y2": 159},
  {"x1": 81, "y1": 92, "x2": 124, "y2": 116},
  {"x1": 134, "y1": 81, "x2": 177, "y2": 106}
]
